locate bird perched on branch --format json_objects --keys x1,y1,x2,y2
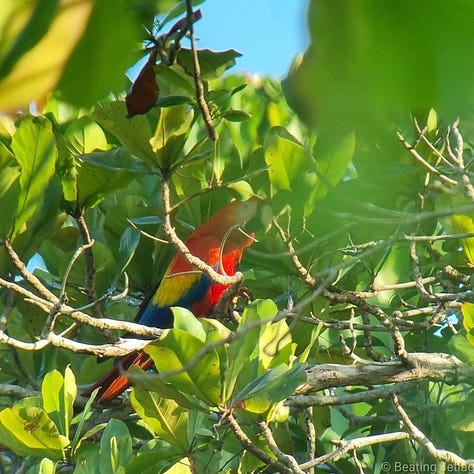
[{"x1": 81, "y1": 196, "x2": 269, "y2": 403}]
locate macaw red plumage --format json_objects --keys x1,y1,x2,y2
[{"x1": 81, "y1": 197, "x2": 264, "y2": 402}]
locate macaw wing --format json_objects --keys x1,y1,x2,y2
[{"x1": 137, "y1": 270, "x2": 213, "y2": 327}]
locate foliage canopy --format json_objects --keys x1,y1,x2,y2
[{"x1": 1, "y1": 1, "x2": 474, "y2": 473}]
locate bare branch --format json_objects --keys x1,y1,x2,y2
[
  {"x1": 300, "y1": 432, "x2": 410, "y2": 470},
  {"x1": 258, "y1": 420, "x2": 306, "y2": 474},
  {"x1": 224, "y1": 411, "x2": 291, "y2": 473},
  {"x1": 185, "y1": 0, "x2": 218, "y2": 143},
  {"x1": 396, "y1": 130, "x2": 458, "y2": 185},
  {"x1": 298, "y1": 352, "x2": 474, "y2": 395},
  {"x1": 391, "y1": 393, "x2": 474, "y2": 467}
]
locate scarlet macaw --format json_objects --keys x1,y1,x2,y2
[{"x1": 81, "y1": 196, "x2": 267, "y2": 402}]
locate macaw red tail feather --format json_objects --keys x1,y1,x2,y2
[{"x1": 80, "y1": 351, "x2": 153, "y2": 403}]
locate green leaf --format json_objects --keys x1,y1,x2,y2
[
  {"x1": 264, "y1": 127, "x2": 304, "y2": 191},
  {"x1": 42, "y1": 367, "x2": 76, "y2": 439},
  {"x1": 64, "y1": 116, "x2": 108, "y2": 155},
  {"x1": 171, "y1": 307, "x2": 206, "y2": 342},
  {"x1": 93, "y1": 101, "x2": 158, "y2": 164},
  {"x1": 221, "y1": 109, "x2": 252, "y2": 122},
  {"x1": 0, "y1": 142, "x2": 20, "y2": 238},
  {"x1": 449, "y1": 331, "x2": 474, "y2": 366},
  {"x1": 99, "y1": 419, "x2": 132, "y2": 474},
  {"x1": 57, "y1": 0, "x2": 140, "y2": 107},
  {"x1": 0, "y1": 0, "x2": 60, "y2": 79},
  {"x1": 130, "y1": 388, "x2": 189, "y2": 452},
  {"x1": 223, "y1": 299, "x2": 281, "y2": 404},
  {"x1": 452, "y1": 411, "x2": 474, "y2": 432},
  {"x1": 452, "y1": 215, "x2": 474, "y2": 265},
  {"x1": 0, "y1": 1, "x2": 92, "y2": 111},
  {"x1": 462, "y1": 303, "x2": 474, "y2": 347},
  {"x1": 146, "y1": 329, "x2": 221, "y2": 406},
  {"x1": 111, "y1": 227, "x2": 141, "y2": 288},
  {"x1": 11, "y1": 117, "x2": 57, "y2": 238},
  {"x1": 0, "y1": 402, "x2": 67, "y2": 460},
  {"x1": 232, "y1": 363, "x2": 307, "y2": 413},
  {"x1": 149, "y1": 104, "x2": 194, "y2": 170},
  {"x1": 75, "y1": 148, "x2": 147, "y2": 209},
  {"x1": 258, "y1": 319, "x2": 294, "y2": 371},
  {"x1": 127, "y1": 365, "x2": 202, "y2": 411},
  {"x1": 177, "y1": 48, "x2": 242, "y2": 80},
  {"x1": 30, "y1": 457, "x2": 56, "y2": 474},
  {"x1": 312, "y1": 132, "x2": 355, "y2": 201}
]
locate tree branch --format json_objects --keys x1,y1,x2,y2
[{"x1": 298, "y1": 352, "x2": 474, "y2": 395}]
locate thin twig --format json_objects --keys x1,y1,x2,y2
[
  {"x1": 76, "y1": 214, "x2": 102, "y2": 317},
  {"x1": 224, "y1": 411, "x2": 291, "y2": 473},
  {"x1": 391, "y1": 393, "x2": 474, "y2": 467},
  {"x1": 396, "y1": 131, "x2": 457, "y2": 185},
  {"x1": 258, "y1": 420, "x2": 306, "y2": 474},
  {"x1": 185, "y1": 0, "x2": 218, "y2": 142}
]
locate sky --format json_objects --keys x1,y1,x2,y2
[{"x1": 193, "y1": 0, "x2": 310, "y2": 78}]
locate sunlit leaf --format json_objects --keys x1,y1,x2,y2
[
  {"x1": 449, "y1": 331, "x2": 474, "y2": 366},
  {"x1": 75, "y1": 148, "x2": 148, "y2": 209},
  {"x1": 232, "y1": 363, "x2": 306, "y2": 413},
  {"x1": 64, "y1": 116, "x2": 108, "y2": 155},
  {"x1": 11, "y1": 117, "x2": 57, "y2": 238},
  {"x1": 177, "y1": 48, "x2": 242, "y2": 80},
  {"x1": 258, "y1": 319, "x2": 293, "y2": 371},
  {"x1": 0, "y1": 401, "x2": 67, "y2": 459},
  {"x1": 452, "y1": 215, "x2": 474, "y2": 264},
  {"x1": 131, "y1": 388, "x2": 189, "y2": 452},
  {"x1": 57, "y1": 0, "x2": 140, "y2": 107},
  {"x1": 93, "y1": 100, "x2": 158, "y2": 164},
  {"x1": 146, "y1": 329, "x2": 221, "y2": 406},
  {"x1": 98, "y1": 419, "x2": 132, "y2": 474},
  {"x1": 462, "y1": 303, "x2": 474, "y2": 347},
  {"x1": 0, "y1": 0, "x2": 93, "y2": 111},
  {"x1": 42, "y1": 367, "x2": 76, "y2": 439},
  {"x1": 312, "y1": 132, "x2": 355, "y2": 202},
  {"x1": 150, "y1": 104, "x2": 194, "y2": 170},
  {"x1": 171, "y1": 307, "x2": 206, "y2": 342}
]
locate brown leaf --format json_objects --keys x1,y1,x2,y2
[{"x1": 126, "y1": 51, "x2": 159, "y2": 118}]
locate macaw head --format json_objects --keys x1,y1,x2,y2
[{"x1": 218, "y1": 196, "x2": 272, "y2": 251}]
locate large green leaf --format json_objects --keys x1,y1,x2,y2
[
  {"x1": 258, "y1": 319, "x2": 294, "y2": 371},
  {"x1": 93, "y1": 101, "x2": 158, "y2": 164},
  {"x1": 42, "y1": 367, "x2": 76, "y2": 439},
  {"x1": 0, "y1": 400, "x2": 67, "y2": 460},
  {"x1": 449, "y1": 331, "x2": 474, "y2": 366},
  {"x1": 462, "y1": 303, "x2": 474, "y2": 348},
  {"x1": 0, "y1": 142, "x2": 20, "y2": 237},
  {"x1": 98, "y1": 419, "x2": 132, "y2": 474},
  {"x1": 130, "y1": 388, "x2": 189, "y2": 452},
  {"x1": 452, "y1": 215, "x2": 474, "y2": 265},
  {"x1": 0, "y1": 0, "x2": 92, "y2": 111},
  {"x1": 284, "y1": 1, "x2": 474, "y2": 132},
  {"x1": 149, "y1": 104, "x2": 194, "y2": 170},
  {"x1": 177, "y1": 48, "x2": 242, "y2": 80},
  {"x1": 146, "y1": 328, "x2": 221, "y2": 406},
  {"x1": 312, "y1": 132, "x2": 355, "y2": 201},
  {"x1": 57, "y1": 0, "x2": 140, "y2": 107},
  {"x1": 64, "y1": 115, "x2": 108, "y2": 155},
  {"x1": 0, "y1": 0, "x2": 60, "y2": 78},
  {"x1": 232, "y1": 363, "x2": 306, "y2": 413},
  {"x1": 11, "y1": 116, "x2": 57, "y2": 238},
  {"x1": 75, "y1": 148, "x2": 148, "y2": 209}
]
